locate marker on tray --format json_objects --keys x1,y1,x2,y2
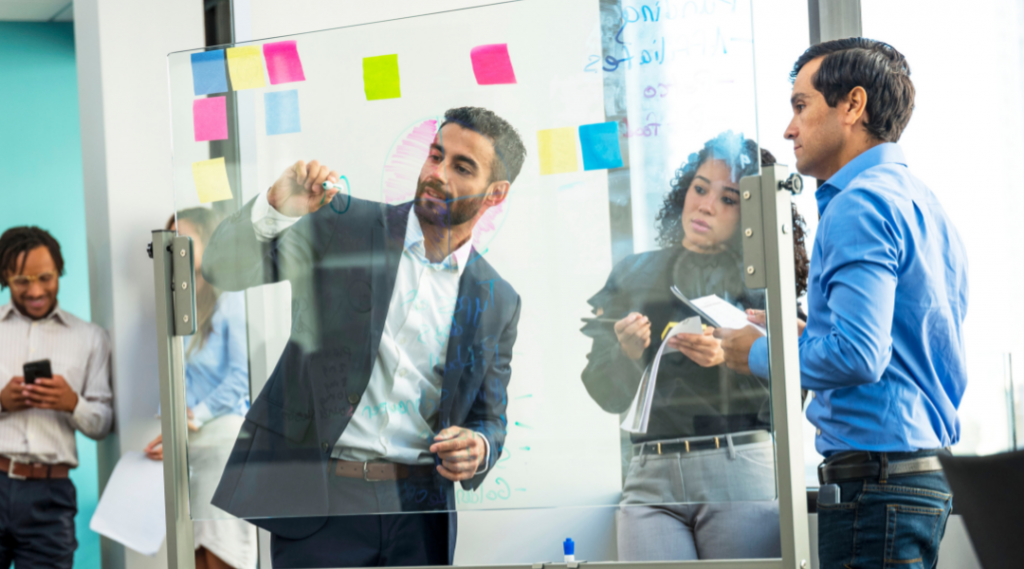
[{"x1": 563, "y1": 538, "x2": 575, "y2": 563}]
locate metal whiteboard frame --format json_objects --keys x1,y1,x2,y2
[{"x1": 148, "y1": 1, "x2": 874, "y2": 567}]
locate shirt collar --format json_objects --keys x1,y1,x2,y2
[
  {"x1": 0, "y1": 302, "x2": 70, "y2": 325},
  {"x1": 816, "y1": 142, "x2": 907, "y2": 215},
  {"x1": 403, "y1": 208, "x2": 474, "y2": 275}
]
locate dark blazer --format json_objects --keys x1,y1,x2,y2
[{"x1": 202, "y1": 195, "x2": 521, "y2": 549}]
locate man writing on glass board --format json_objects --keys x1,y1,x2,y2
[
  {"x1": 203, "y1": 107, "x2": 526, "y2": 568},
  {"x1": 715, "y1": 39, "x2": 967, "y2": 568}
]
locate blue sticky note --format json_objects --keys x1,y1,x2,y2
[
  {"x1": 190, "y1": 50, "x2": 228, "y2": 96},
  {"x1": 578, "y1": 122, "x2": 623, "y2": 171},
  {"x1": 265, "y1": 90, "x2": 301, "y2": 135}
]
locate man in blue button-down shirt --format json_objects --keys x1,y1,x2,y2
[{"x1": 716, "y1": 38, "x2": 968, "y2": 568}]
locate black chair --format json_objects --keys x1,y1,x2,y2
[{"x1": 938, "y1": 450, "x2": 1024, "y2": 569}]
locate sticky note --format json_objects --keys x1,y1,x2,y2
[
  {"x1": 470, "y1": 44, "x2": 517, "y2": 85},
  {"x1": 263, "y1": 41, "x2": 306, "y2": 85},
  {"x1": 537, "y1": 128, "x2": 578, "y2": 175},
  {"x1": 578, "y1": 122, "x2": 623, "y2": 170},
  {"x1": 226, "y1": 46, "x2": 266, "y2": 90},
  {"x1": 193, "y1": 97, "x2": 228, "y2": 142},
  {"x1": 191, "y1": 157, "x2": 233, "y2": 204},
  {"x1": 362, "y1": 54, "x2": 401, "y2": 101},
  {"x1": 265, "y1": 90, "x2": 301, "y2": 135},
  {"x1": 190, "y1": 50, "x2": 228, "y2": 96}
]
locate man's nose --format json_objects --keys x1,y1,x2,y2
[
  {"x1": 426, "y1": 160, "x2": 448, "y2": 184},
  {"x1": 784, "y1": 119, "x2": 798, "y2": 140},
  {"x1": 25, "y1": 282, "x2": 45, "y2": 297}
]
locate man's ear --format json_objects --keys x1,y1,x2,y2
[
  {"x1": 484, "y1": 180, "x2": 511, "y2": 207},
  {"x1": 842, "y1": 86, "x2": 870, "y2": 129}
]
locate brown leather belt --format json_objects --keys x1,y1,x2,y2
[
  {"x1": 0, "y1": 457, "x2": 71, "y2": 480},
  {"x1": 332, "y1": 459, "x2": 434, "y2": 481}
]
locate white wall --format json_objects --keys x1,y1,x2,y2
[{"x1": 74, "y1": 2, "x2": 205, "y2": 569}]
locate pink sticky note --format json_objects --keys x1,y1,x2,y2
[
  {"x1": 470, "y1": 44, "x2": 517, "y2": 85},
  {"x1": 263, "y1": 40, "x2": 306, "y2": 85},
  {"x1": 193, "y1": 96, "x2": 228, "y2": 142}
]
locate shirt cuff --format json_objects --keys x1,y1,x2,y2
[
  {"x1": 749, "y1": 336, "x2": 771, "y2": 380},
  {"x1": 474, "y1": 432, "x2": 491, "y2": 475},
  {"x1": 191, "y1": 402, "x2": 214, "y2": 429},
  {"x1": 251, "y1": 188, "x2": 301, "y2": 242}
]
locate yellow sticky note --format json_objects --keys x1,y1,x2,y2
[
  {"x1": 537, "y1": 127, "x2": 578, "y2": 175},
  {"x1": 226, "y1": 46, "x2": 266, "y2": 90},
  {"x1": 192, "y1": 157, "x2": 233, "y2": 204},
  {"x1": 362, "y1": 54, "x2": 401, "y2": 101}
]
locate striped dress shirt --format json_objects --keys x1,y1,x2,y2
[{"x1": 0, "y1": 303, "x2": 113, "y2": 466}]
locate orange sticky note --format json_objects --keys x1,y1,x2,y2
[
  {"x1": 226, "y1": 46, "x2": 266, "y2": 90},
  {"x1": 537, "y1": 128, "x2": 578, "y2": 175},
  {"x1": 192, "y1": 157, "x2": 233, "y2": 203}
]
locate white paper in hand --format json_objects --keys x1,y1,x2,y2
[
  {"x1": 90, "y1": 451, "x2": 166, "y2": 556},
  {"x1": 621, "y1": 316, "x2": 702, "y2": 434},
  {"x1": 691, "y1": 295, "x2": 766, "y2": 335}
]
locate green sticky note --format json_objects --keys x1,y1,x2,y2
[{"x1": 362, "y1": 54, "x2": 401, "y2": 101}]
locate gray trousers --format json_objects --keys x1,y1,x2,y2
[{"x1": 617, "y1": 437, "x2": 781, "y2": 561}]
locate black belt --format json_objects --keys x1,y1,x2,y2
[
  {"x1": 634, "y1": 431, "x2": 771, "y2": 456},
  {"x1": 818, "y1": 452, "x2": 944, "y2": 484}
]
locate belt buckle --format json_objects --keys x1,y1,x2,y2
[
  {"x1": 362, "y1": 462, "x2": 386, "y2": 482},
  {"x1": 7, "y1": 459, "x2": 27, "y2": 481}
]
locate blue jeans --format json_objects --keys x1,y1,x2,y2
[{"x1": 817, "y1": 450, "x2": 952, "y2": 569}]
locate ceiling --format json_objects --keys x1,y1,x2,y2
[{"x1": 0, "y1": 0, "x2": 73, "y2": 22}]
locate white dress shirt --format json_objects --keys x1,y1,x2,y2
[
  {"x1": 0, "y1": 303, "x2": 113, "y2": 466},
  {"x1": 252, "y1": 192, "x2": 490, "y2": 469}
]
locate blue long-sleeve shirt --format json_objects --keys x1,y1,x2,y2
[
  {"x1": 749, "y1": 143, "x2": 968, "y2": 455},
  {"x1": 184, "y1": 291, "x2": 251, "y2": 425}
]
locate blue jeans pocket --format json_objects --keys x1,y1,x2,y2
[
  {"x1": 817, "y1": 484, "x2": 861, "y2": 569},
  {"x1": 869, "y1": 484, "x2": 950, "y2": 569}
]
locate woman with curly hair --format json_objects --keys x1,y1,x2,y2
[{"x1": 580, "y1": 131, "x2": 808, "y2": 561}]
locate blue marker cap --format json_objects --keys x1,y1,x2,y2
[{"x1": 563, "y1": 538, "x2": 574, "y2": 555}]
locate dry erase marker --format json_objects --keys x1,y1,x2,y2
[
  {"x1": 563, "y1": 538, "x2": 575, "y2": 563},
  {"x1": 319, "y1": 176, "x2": 352, "y2": 214},
  {"x1": 580, "y1": 317, "x2": 619, "y2": 324}
]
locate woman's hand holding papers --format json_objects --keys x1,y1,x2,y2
[
  {"x1": 614, "y1": 313, "x2": 651, "y2": 360},
  {"x1": 745, "y1": 309, "x2": 806, "y2": 337},
  {"x1": 667, "y1": 327, "x2": 725, "y2": 367}
]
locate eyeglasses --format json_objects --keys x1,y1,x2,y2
[{"x1": 7, "y1": 272, "x2": 58, "y2": 289}]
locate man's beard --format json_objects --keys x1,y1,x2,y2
[{"x1": 414, "y1": 179, "x2": 485, "y2": 228}]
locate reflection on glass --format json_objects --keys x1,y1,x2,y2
[
  {"x1": 201, "y1": 108, "x2": 525, "y2": 551},
  {"x1": 581, "y1": 134, "x2": 809, "y2": 561},
  {"x1": 144, "y1": 209, "x2": 257, "y2": 569}
]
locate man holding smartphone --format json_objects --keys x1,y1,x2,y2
[{"x1": 0, "y1": 226, "x2": 113, "y2": 569}]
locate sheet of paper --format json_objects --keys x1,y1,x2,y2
[
  {"x1": 190, "y1": 50, "x2": 228, "y2": 96},
  {"x1": 263, "y1": 40, "x2": 306, "y2": 85},
  {"x1": 691, "y1": 295, "x2": 766, "y2": 335},
  {"x1": 192, "y1": 157, "x2": 233, "y2": 204},
  {"x1": 193, "y1": 96, "x2": 228, "y2": 142},
  {"x1": 621, "y1": 316, "x2": 702, "y2": 434},
  {"x1": 362, "y1": 54, "x2": 401, "y2": 101},
  {"x1": 536, "y1": 127, "x2": 578, "y2": 175},
  {"x1": 226, "y1": 46, "x2": 266, "y2": 90},
  {"x1": 89, "y1": 452, "x2": 165, "y2": 557},
  {"x1": 265, "y1": 89, "x2": 301, "y2": 135},
  {"x1": 578, "y1": 121, "x2": 623, "y2": 171},
  {"x1": 470, "y1": 44, "x2": 517, "y2": 85}
]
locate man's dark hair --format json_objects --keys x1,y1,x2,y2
[
  {"x1": 0, "y1": 226, "x2": 65, "y2": 290},
  {"x1": 791, "y1": 38, "x2": 915, "y2": 142},
  {"x1": 440, "y1": 107, "x2": 527, "y2": 185}
]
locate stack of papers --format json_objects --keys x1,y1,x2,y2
[
  {"x1": 621, "y1": 317, "x2": 701, "y2": 433},
  {"x1": 620, "y1": 294, "x2": 767, "y2": 434},
  {"x1": 90, "y1": 452, "x2": 166, "y2": 556}
]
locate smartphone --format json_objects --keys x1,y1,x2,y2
[
  {"x1": 818, "y1": 483, "x2": 840, "y2": 505},
  {"x1": 23, "y1": 359, "x2": 52, "y2": 385}
]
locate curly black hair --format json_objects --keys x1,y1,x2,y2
[
  {"x1": 655, "y1": 132, "x2": 810, "y2": 298},
  {"x1": 655, "y1": 131, "x2": 760, "y2": 249},
  {"x1": 0, "y1": 226, "x2": 64, "y2": 290}
]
